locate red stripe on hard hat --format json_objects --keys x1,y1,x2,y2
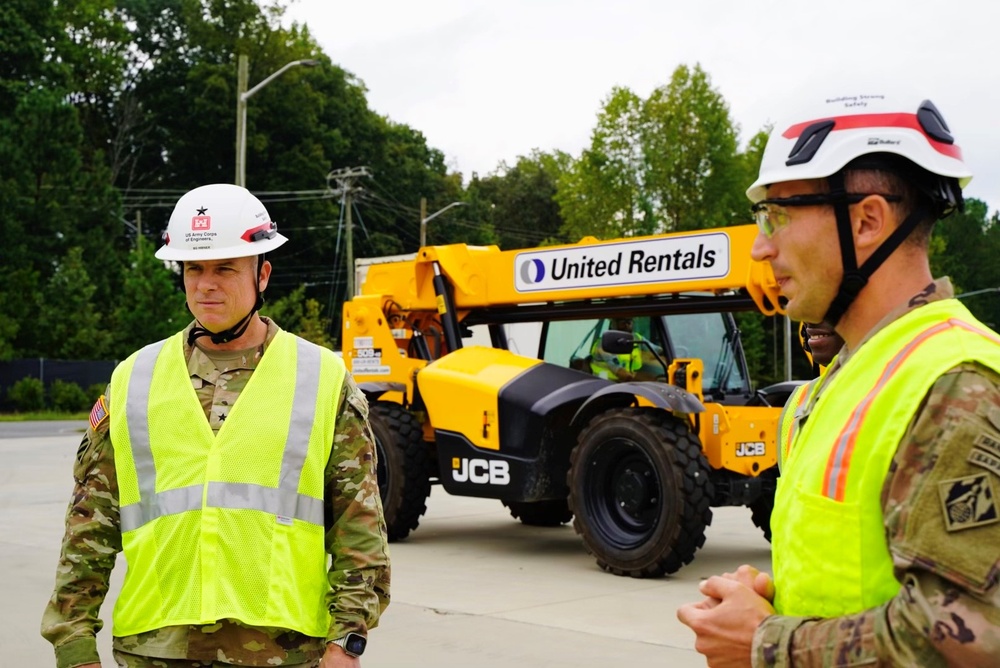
[
  {"x1": 782, "y1": 113, "x2": 962, "y2": 160},
  {"x1": 241, "y1": 222, "x2": 272, "y2": 243}
]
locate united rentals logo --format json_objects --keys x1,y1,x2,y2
[
  {"x1": 519, "y1": 258, "x2": 546, "y2": 284},
  {"x1": 514, "y1": 231, "x2": 729, "y2": 292}
]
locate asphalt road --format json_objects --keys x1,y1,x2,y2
[{"x1": 3, "y1": 422, "x2": 773, "y2": 668}]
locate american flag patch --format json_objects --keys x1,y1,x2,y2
[{"x1": 89, "y1": 396, "x2": 109, "y2": 431}]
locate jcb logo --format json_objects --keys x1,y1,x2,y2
[
  {"x1": 736, "y1": 441, "x2": 765, "y2": 457},
  {"x1": 452, "y1": 457, "x2": 510, "y2": 485}
]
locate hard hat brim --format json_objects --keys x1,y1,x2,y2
[{"x1": 154, "y1": 233, "x2": 288, "y2": 261}]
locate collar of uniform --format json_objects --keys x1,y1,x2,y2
[
  {"x1": 184, "y1": 317, "x2": 281, "y2": 383},
  {"x1": 836, "y1": 277, "x2": 955, "y2": 365}
]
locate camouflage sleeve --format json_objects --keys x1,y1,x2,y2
[
  {"x1": 40, "y1": 398, "x2": 122, "y2": 668},
  {"x1": 753, "y1": 365, "x2": 1000, "y2": 667},
  {"x1": 324, "y1": 374, "x2": 390, "y2": 642}
]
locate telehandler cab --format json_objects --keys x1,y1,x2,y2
[{"x1": 343, "y1": 224, "x2": 796, "y2": 577}]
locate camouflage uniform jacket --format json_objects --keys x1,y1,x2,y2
[
  {"x1": 754, "y1": 279, "x2": 1000, "y2": 667},
  {"x1": 41, "y1": 319, "x2": 391, "y2": 668}
]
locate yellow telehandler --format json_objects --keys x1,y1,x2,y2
[{"x1": 343, "y1": 224, "x2": 795, "y2": 577}]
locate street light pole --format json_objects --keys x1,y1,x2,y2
[
  {"x1": 957, "y1": 287, "x2": 1000, "y2": 300},
  {"x1": 420, "y1": 200, "x2": 467, "y2": 247},
  {"x1": 235, "y1": 55, "x2": 320, "y2": 188}
]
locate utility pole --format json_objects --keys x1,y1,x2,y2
[
  {"x1": 136, "y1": 211, "x2": 143, "y2": 258},
  {"x1": 235, "y1": 55, "x2": 319, "y2": 187},
  {"x1": 420, "y1": 197, "x2": 427, "y2": 245},
  {"x1": 235, "y1": 55, "x2": 248, "y2": 186},
  {"x1": 327, "y1": 167, "x2": 371, "y2": 298}
]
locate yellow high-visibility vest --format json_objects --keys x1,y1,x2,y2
[
  {"x1": 772, "y1": 299, "x2": 1000, "y2": 617},
  {"x1": 777, "y1": 381, "x2": 811, "y2": 472},
  {"x1": 109, "y1": 330, "x2": 344, "y2": 637},
  {"x1": 590, "y1": 332, "x2": 644, "y2": 379}
]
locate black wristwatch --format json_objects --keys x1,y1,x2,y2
[{"x1": 332, "y1": 632, "x2": 367, "y2": 657}]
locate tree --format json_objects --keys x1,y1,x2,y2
[
  {"x1": 111, "y1": 238, "x2": 189, "y2": 358},
  {"x1": 0, "y1": 267, "x2": 37, "y2": 360},
  {"x1": 261, "y1": 285, "x2": 334, "y2": 349},
  {"x1": 34, "y1": 247, "x2": 113, "y2": 359},
  {"x1": 556, "y1": 87, "x2": 652, "y2": 240},
  {"x1": 642, "y1": 64, "x2": 746, "y2": 231},
  {"x1": 0, "y1": 87, "x2": 124, "y2": 352},
  {"x1": 555, "y1": 65, "x2": 750, "y2": 240},
  {"x1": 931, "y1": 198, "x2": 1000, "y2": 327},
  {"x1": 468, "y1": 150, "x2": 571, "y2": 249}
]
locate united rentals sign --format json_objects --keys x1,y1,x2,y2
[{"x1": 513, "y1": 231, "x2": 730, "y2": 293}]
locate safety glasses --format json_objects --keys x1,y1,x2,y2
[{"x1": 751, "y1": 193, "x2": 901, "y2": 238}]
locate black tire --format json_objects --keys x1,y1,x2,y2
[
  {"x1": 370, "y1": 401, "x2": 430, "y2": 542},
  {"x1": 502, "y1": 499, "x2": 573, "y2": 526},
  {"x1": 568, "y1": 407, "x2": 713, "y2": 577},
  {"x1": 749, "y1": 466, "x2": 779, "y2": 543}
]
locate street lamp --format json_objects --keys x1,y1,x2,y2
[
  {"x1": 235, "y1": 55, "x2": 320, "y2": 187},
  {"x1": 420, "y1": 201, "x2": 467, "y2": 247},
  {"x1": 957, "y1": 287, "x2": 1000, "y2": 300}
]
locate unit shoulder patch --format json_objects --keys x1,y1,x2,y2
[
  {"x1": 938, "y1": 474, "x2": 999, "y2": 532},
  {"x1": 89, "y1": 395, "x2": 109, "y2": 431}
]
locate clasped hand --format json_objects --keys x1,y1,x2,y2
[{"x1": 676, "y1": 564, "x2": 776, "y2": 668}]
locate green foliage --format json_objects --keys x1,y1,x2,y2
[
  {"x1": 931, "y1": 198, "x2": 1000, "y2": 327},
  {"x1": 261, "y1": 285, "x2": 335, "y2": 349},
  {"x1": 468, "y1": 150, "x2": 571, "y2": 249},
  {"x1": 0, "y1": 267, "x2": 36, "y2": 361},
  {"x1": 6, "y1": 0, "x2": 994, "y2": 378},
  {"x1": 49, "y1": 380, "x2": 90, "y2": 413},
  {"x1": 643, "y1": 64, "x2": 745, "y2": 231},
  {"x1": 34, "y1": 247, "x2": 113, "y2": 359},
  {"x1": 557, "y1": 87, "x2": 650, "y2": 240},
  {"x1": 0, "y1": 0, "x2": 473, "y2": 359},
  {"x1": 86, "y1": 383, "x2": 107, "y2": 403},
  {"x1": 556, "y1": 64, "x2": 752, "y2": 240},
  {"x1": 111, "y1": 237, "x2": 189, "y2": 357},
  {"x1": 7, "y1": 376, "x2": 45, "y2": 412},
  {"x1": 734, "y1": 311, "x2": 768, "y2": 387}
]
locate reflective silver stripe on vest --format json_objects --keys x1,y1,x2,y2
[
  {"x1": 120, "y1": 484, "x2": 204, "y2": 531},
  {"x1": 120, "y1": 336, "x2": 324, "y2": 531}
]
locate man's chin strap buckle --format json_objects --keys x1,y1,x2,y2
[{"x1": 188, "y1": 295, "x2": 266, "y2": 346}]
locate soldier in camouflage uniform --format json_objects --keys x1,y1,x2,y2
[
  {"x1": 677, "y1": 93, "x2": 1000, "y2": 666},
  {"x1": 41, "y1": 184, "x2": 389, "y2": 668}
]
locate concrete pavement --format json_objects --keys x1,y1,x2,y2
[{"x1": 3, "y1": 423, "x2": 773, "y2": 667}]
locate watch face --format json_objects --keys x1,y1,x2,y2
[{"x1": 345, "y1": 633, "x2": 367, "y2": 656}]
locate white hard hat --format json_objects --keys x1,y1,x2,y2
[
  {"x1": 747, "y1": 93, "x2": 973, "y2": 206},
  {"x1": 155, "y1": 183, "x2": 288, "y2": 261}
]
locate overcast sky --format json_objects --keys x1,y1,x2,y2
[{"x1": 282, "y1": 0, "x2": 1000, "y2": 212}]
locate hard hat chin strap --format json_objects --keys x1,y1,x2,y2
[
  {"x1": 822, "y1": 172, "x2": 929, "y2": 326},
  {"x1": 188, "y1": 294, "x2": 265, "y2": 346},
  {"x1": 188, "y1": 256, "x2": 268, "y2": 346}
]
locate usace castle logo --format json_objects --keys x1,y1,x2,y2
[{"x1": 191, "y1": 206, "x2": 211, "y2": 230}]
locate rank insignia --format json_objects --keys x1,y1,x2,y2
[
  {"x1": 973, "y1": 432, "x2": 1000, "y2": 458},
  {"x1": 938, "y1": 474, "x2": 999, "y2": 532},
  {"x1": 969, "y1": 448, "x2": 1000, "y2": 480},
  {"x1": 89, "y1": 395, "x2": 108, "y2": 431}
]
